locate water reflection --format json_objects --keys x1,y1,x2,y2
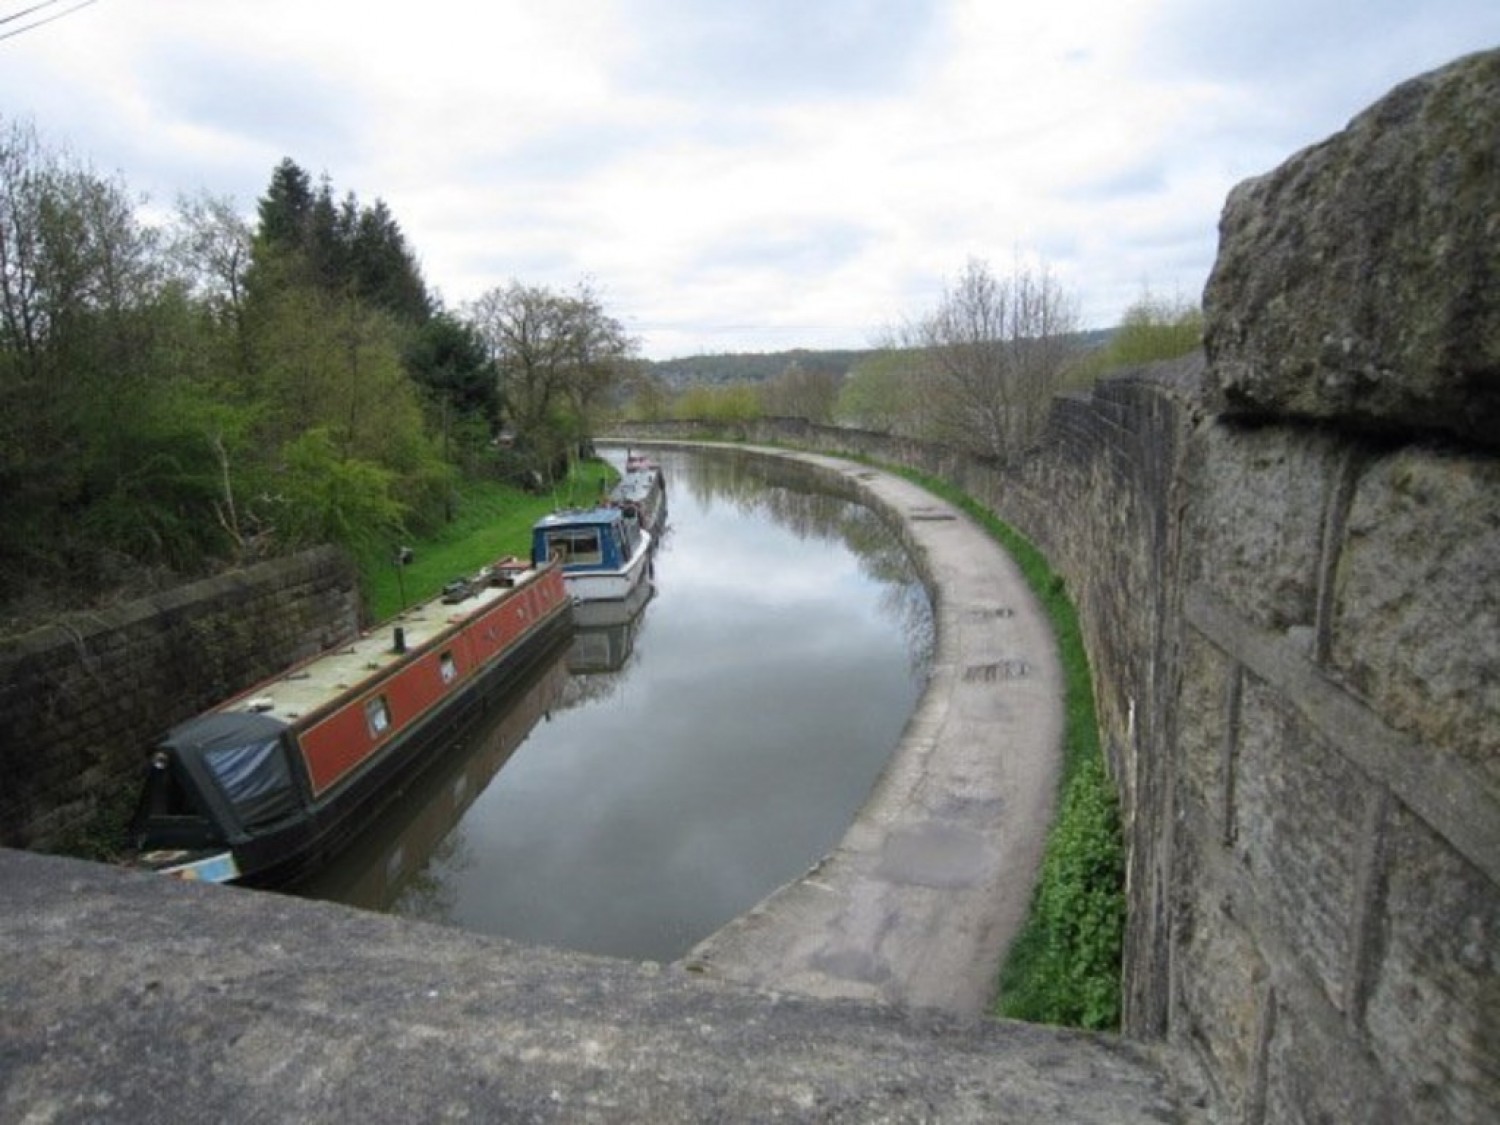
[
  {"x1": 567, "y1": 579, "x2": 656, "y2": 676},
  {"x1": 298, "y1": 447, "x2": 933, "y2": 961},
  {"x1": 293, "y1": 647, "x2": 571, "y2": 913},
  {"x1": 668, "y1": 448, "x2": 934, "y2": 674}
]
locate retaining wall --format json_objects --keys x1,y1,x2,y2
[{"x1": 0, "y1": 547, "x2": 359, "y2": 852}]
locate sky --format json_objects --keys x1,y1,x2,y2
[{"x1": 1, "y1": 1, "x2": 1496, "y2": 360}]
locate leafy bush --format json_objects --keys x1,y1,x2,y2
[
  {"x1": 1068, "y1": 292, "x2": 1203, "y2": 387},
  {"x1": 673, "y1": 381, "x2": 762, "y2": 423},
  {"x1": 275, "y1": 428, "x2": 407, "y2": 563},
  {"x1": 1111, "y1": 293, "x2": 1202, "y2": 365},
  {"x1": 996, "y1": 754, "x2": 1124, "y2": 1028}
]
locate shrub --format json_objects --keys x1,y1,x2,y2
[
  {"x1": 1068, "y1": 292, "x2": 1203, "y2": 387},
  {"x1": 996, "y1": 754, "x2": 1125, "y2": 1028}
]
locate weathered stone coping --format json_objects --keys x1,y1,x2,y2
[{"x1": 0, "y1": 851, "x2": 1183, "y2": 1122}]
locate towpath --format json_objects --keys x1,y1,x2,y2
[{"x1": 652, "y1": 444, "x2": 1066, "y2": 1018}]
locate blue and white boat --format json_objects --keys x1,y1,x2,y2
[{"x1": 531, "y1": 506, "x2": 653, "y2": 602}]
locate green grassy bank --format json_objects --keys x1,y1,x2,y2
[{"x1": 360, "y1": 461, "x2": 616, "y2": 621}]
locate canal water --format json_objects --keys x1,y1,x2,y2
[{"x1": 295, "y1": 447, "x2": 933, "y2": 961}]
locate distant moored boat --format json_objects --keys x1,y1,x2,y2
[
  {"x1": 531, "y1": 504, "x2": 653, "y2": 603},
  {"x1": 609, "y1": 450, "x2": 668, "y2": 536}
]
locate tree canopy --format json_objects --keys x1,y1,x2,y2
[
  {"x1": 0, "y1": 129, "x2": 632, "y2": 624},
  {"x1": 466, "y1": 279, "x2": 636, "y2": 480},
  {"x1": 905, "y1": 257, "x2": 1079, "y2": 460}
]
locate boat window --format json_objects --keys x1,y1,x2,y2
[
  {"x1": 204, "y1": 737, "x2": 299, "y2": 829},
  {"x1": 547, "y1": 529, "x2": 603, "y2": 566},
  {"x1": 366, "y1": 695, "x2": 392, "y2": 736},
  {"x1": 440, "y1": 651, "x2": 458, "y2": 684}
]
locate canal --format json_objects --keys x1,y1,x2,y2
[{"x1": 295, "y1": 447, "x2": 934, "y2": 961}]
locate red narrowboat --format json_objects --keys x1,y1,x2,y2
[{"x1": 128, "y1": 557, "x2": 573, "y2": 886}]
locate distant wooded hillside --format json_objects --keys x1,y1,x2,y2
[
  {"x1": 644, "y1": 331, "x2": 1115, "y2": 389},
  {"x1": 643, "y1": 348, "x2": 870, "y2": 388}
]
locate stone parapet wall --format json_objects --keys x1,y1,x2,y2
[
  {"x1": 1171, "y1": 426, "x2": 1498, "y2": 1122},
  {"x1": 0, "y1": 547, "x2": 359, "y2": 852},
  {"x1": 1202, "y1": 50, "x2": 1500, "y2": 450}
]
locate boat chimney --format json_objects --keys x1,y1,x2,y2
[{"x1": 392, "y1": 626, "x2": 407, "y2": 654}]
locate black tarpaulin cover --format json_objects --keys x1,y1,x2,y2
[{"x1": 165, "y1": 711, "x2": 300, "y2": 829}]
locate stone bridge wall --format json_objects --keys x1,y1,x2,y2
[
  {"x1": 0, "y1": 547, "x2": 359, "y2": 852},
  {"x1": 613, "y1": 50, "x2": 1500, "y2": 1123}
]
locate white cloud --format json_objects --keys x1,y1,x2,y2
[{"x1": 2, "y1": 0, "x2": 1497, "y2": 357}]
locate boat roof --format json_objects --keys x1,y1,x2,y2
[
  {"x1": 610, "y1": 472, "x2": 659, "y2": 504},
  {"x1": 192, "y1": 561, "x2": 554, "y2": 728},
  {"x1": 164, "y1": 709, "x2": 289, "y2": 750},
  {"x1": 534, "y1": 507, "x2": 624, "y2": 529}
]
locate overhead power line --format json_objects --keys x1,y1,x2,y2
[
  {"x1": 0, "y1": 0, "x2": 99, "y2": 43},
  {"x1": 0, "y1": 1, "x2": 70, "y2": 26}
]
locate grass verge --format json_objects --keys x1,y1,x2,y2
[
  {"x1": 885, "y1": 467, "x2": 1125, "y2": 1031},
  {"x1": 361, "y1": 460, "x2": 617, "y2": 623}
]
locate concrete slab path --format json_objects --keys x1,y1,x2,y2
[{"x1": 658, "y1": 445, "x2": 1065, "y2": 1018}]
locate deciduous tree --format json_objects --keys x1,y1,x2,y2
[
  {"x1": 466, "y1": 280, "x2": 634, "y2": 476},
  {"x1": 758, "y1": 359, "x2": 841, "y2": 423},
  {"x1": 0, "y1": 118, "x2": 246, "y2": 587},
  {"x1": 906, "y1": 257, "x2": 1079, "y2": 460}
]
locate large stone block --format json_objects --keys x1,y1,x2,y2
[
  {"x1": 1175, "y1": 631, "x2": 1234, "y2": 830},
  {"x1": 1363, "y1": 807, "x2": 1500, "y2": 1122},
  {"x1": 1169, "y1": 824, "x2": 1269, "y2": 1121},
  {"x1": 1231, "y1": 674, "x2": 1364, "y2": 1008},
  {"x1": 1187, "y1": 424, "x2": 1341, "y2": 632},
  {"x1": 1261, "y1": 988, "x2": 1400, "y2": 1124},
  {"x1": 1204, "y1": 50, "x2": 1500, "y2": 449},
  {"x1": 1331, "y1": 448, "x2": 1500, "y2": 795}
]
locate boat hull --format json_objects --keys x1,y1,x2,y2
[{"x1": 561, "y1": 541, "x2": 652, "y2": 602}]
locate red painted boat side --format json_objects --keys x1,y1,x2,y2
[{"x1": 296, "y1": 567, "x2": 568, "y2": 798}]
